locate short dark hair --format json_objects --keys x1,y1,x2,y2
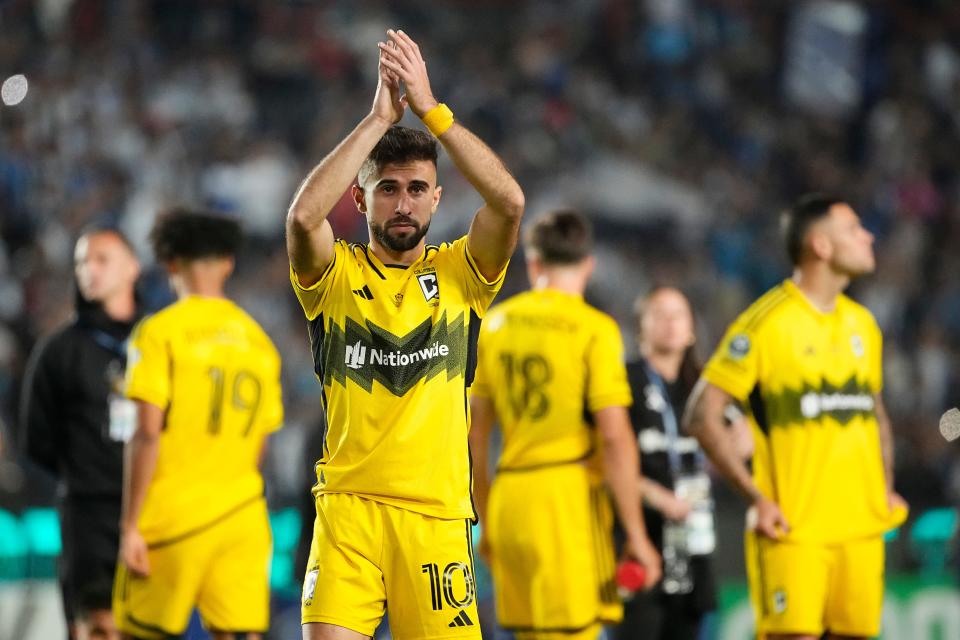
[
  {"x1": 150, "y1": 208, "x2": 242, "y2": 263},
  {"x1": 75, "y1": 579, "x2": 113, "y2": 619},
  {"x1": 781, "y1": 193, "x2": 846, "y2": 265},
  {"x1": 77, "y1": 225, "x2": 136, "y2": 255},
  {"x1": 524, "y1": 209, "x2": 593, "y2": 265},
  {"x1": 357, "y1": 125, "x2": 439, "y2": 187}
]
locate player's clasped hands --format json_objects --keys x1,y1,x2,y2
[{"x1": 377, "y1": 30, "x2": 439, "y2": 118}]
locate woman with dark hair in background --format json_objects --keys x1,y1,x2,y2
[{"x1": 614, "y1": 287, "x2": 750, "y2": 640}]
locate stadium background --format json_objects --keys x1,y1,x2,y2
[{"x1": 0, "y1": 0, "x2": 958, "y2": 638}]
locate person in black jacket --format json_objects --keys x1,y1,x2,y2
[
  {"x1": 19, "y1": 228, "x2": 141, "y2": 639},
  {"x1": 614, "y1": 286, "x2": 751, "y2": 640}
]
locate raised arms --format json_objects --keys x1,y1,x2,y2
[
  {"x1": 286, "y1": 39, "x2": 405, "y2": 286},
  {"x1": 376, "y1": 30, "x2": 524, "y2": 280}
]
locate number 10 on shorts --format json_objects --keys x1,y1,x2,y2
[{"x1": 420, "y1": 562, "x2": 476, "y2": 610}]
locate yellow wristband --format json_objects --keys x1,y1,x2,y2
[{"x1": 422, "y1": 103, "x2": 454, "y2": 137}]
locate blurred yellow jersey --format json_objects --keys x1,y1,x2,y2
[
  {"x1": 703, "y1": 279, "x2": 901, "y2": 543},
  {"x1": 290, "y1": 237, "x2": 505, "y2": 520},
  {"x1": 125, "y1": 296, "x2": 283, "y2": 544},
  {"x1": 472, "y1": 289, "x2": 633, "y2": 470}
]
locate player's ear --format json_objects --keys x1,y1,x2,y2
[
  {"x1": 127, "y1": 254, "x2": 142, "y2": 283},
  {"x1": 525, "y1": 254, "x2": 541, "y2": 287},
  {"x1": 808, "y1": 229, "x2": 832, "y2": 261},
  {"x1": 431, "y1": 185, "x2": 442, "y2": 213},
  {"x1": 351, "y1": 184, "x2": 367, "y2": 214},
  {"x1": 582, "y1": 255, "x2": 596, "y2": 279}
]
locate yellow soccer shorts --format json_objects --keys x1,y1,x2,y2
[
  {"x1": 745, "y1": 530, "x2": 884, "y2": 638},
  {"x1": 486, "y1": 464, "x2": 620, "y2": 639},
  {"x1": 302, "y1": 492, "x2": 480, "y2": 638},
  {"x1": 113, "y1": 497, "x2": 271, "y2": 638}
]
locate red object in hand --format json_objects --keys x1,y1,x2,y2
[{"x1": 615, "y1": 560, "x2": 646, "y2": 592}]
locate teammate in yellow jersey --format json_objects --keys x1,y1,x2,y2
[
  {"x1": 469, "y1": 210, "x2": 661, "y2": 640},
  {"x1": 286, "y1": 29, "x2": 524, "y2": 639},
  {"x1": 113, "y1": 211, "x2": 283, "y2": 640},
  {"x1": 683, "y1": 194, "x2": 909, "y2": 640}
]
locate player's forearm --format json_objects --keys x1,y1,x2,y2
[
  {"x1": 471, "y1": 455, "x2": 491, "y2": 526},
  {"x1": 468, "y1": 398, "x2": 495, "y2": 524},
  {"x1": 121, "y1": 401, "x2": 164, "y2": 532},
  {"x1": 121, "y1": 428, "x2": 159, "y2": 532},
  {"x1": 438, "y1": 124, "x2": 525, "y2": 223},
  {"x1": 684, "y1": 380, "x2": 763, "y2": 503},
  {"x1": 596, "y1": 408, "x2": 648, "y2": 542},
  {"x1": 287, "y1": 114, "x2": 391, "y2": 235},
  {"x1": 604, "y1": 438, "x2": 649, "y2": 542},
  {"x1": 874, "y1": 395, "x2": 895, "y2": 492}
]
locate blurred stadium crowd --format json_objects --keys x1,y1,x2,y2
[{"x1": 0, "y1": 0, "x2": 958, "y2": 562}]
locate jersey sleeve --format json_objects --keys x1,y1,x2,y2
[
  {"x1": 585, "y1": 316, "x2": 633, "y2": 412},
  {"x1": 289, "y1": 240, "x2": 346, "y2": 321},
  {"x1": 449, "y1": 236, "x2": 508, "y2": 315},
  {"x1": 702, "y1": 313, "x2": 761, "y2": 401},
  {"x1": 125, "y1": 316, "x2": 170, "y2": 409}
]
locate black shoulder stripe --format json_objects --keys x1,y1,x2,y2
[{"x1": 359, "y1": 244, "x2": 386, "y2": 280}]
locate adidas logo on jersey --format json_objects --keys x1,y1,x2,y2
[
  {"x1": 448, "y1": 610, "x2": 474, "y2": 627},
  {"x1": 352, "y1": 285, "x2": 374, "y2": 300}
]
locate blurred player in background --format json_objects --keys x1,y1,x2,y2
[
  {"x1": 286, "y1": 29, "x2": 524, "y2": 639},
  {"x1": 684, "y1": 194, "x2": 908, "y2": 640},
  {"x1": 19, "y1": 228, "x2": 141, "y2": 639},
  {"x1": 113, "y1": 210, "x2": 284, "y2": 640},
  {"x1": 616, "y1": 287, "x2": 750, "y2": 640},
  {"x1": 470, "y1": 209, "x2": 660, "y2": 640}
]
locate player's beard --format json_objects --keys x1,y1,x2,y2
[{"x1": 371, "y1": 216, "x2": 430, "y2": 252}]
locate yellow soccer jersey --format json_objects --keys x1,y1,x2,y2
[
  {"x1": 290, "y1": 236, "x2": 506, "y2": 520},
  {"x1": 472, "y1": 289, "x2": 633, "y2": 471},
  {"x1": 125, "y1": 296, "x2": 283, "y2": 543},
  {"x1": 703, "y1": 279, "x2": 896, "y2": 543}
]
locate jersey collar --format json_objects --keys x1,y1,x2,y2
[
  {"x1": 363, "y1": 244, "x2": 428, "y2": 279},
  {"x1": 782, "y1": 278, "x2": 841, "y2": 320}
]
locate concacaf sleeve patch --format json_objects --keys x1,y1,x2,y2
[{"x1": 728, "y1": 334, "x2": 751, "y2": 360}]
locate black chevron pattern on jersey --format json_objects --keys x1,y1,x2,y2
[
  {"x1": 758, "y1": 375, "x2": 875, "y2": 431},
  {"x1": 323, "y1": 311, "x2": 467, "y2": 396}
]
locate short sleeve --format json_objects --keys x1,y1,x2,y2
[
  {"x1": 290, "y1": 240, "x2": 346, "y2": 321},
  {"x1": 450, "y1": 236, "x2": 507, "y2": 316},
  {"x1": 585, "y1": 317, "x2": 632, "y2": 412},
  {"x1": 702, "y1": 314, "x2": 761, "y2": 402},
  {"x1": 125, "y1": 317, "x2": 171, "y2": 409}
]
